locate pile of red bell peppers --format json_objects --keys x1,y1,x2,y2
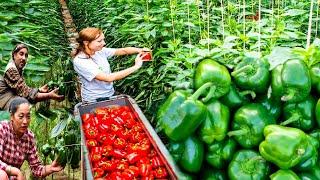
[{"x1": 82, "y1": 105, "x2": 169, "y2": 179}]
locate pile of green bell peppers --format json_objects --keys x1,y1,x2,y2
[{"x1": 156, "y1": 57, "x2": 320, "y2": 179}]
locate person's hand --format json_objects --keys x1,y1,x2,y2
[
  {"x1": 49, "y1": 88, "x2": 65, "y2": 102},
  {"x1": 50, "y1": 159, "x2": 64, "y2": 173},
  {"x1": 11, "y1": 167, "x2": 25, "y2": 180},
  {"x1": 134, "y1": 53, "x2": 144, "y2": 69},
  {"x1": 16, "y1": 173, "x2": 26, "y2": 180},
  {"x1": 39, "y1": 84, "x2": 49, "y2": 93}
]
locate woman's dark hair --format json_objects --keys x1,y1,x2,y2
[
  {"x1": 12, "y1": 43, "x2": 28, "y2": 60},
  {"x1": 9, "y1": 97, "x2": 30, "y2": 114}
]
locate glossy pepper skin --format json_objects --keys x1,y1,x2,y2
[
  {"x1": 270, "y1": 170, "x2": 300, "y2": 180},
  {"x1": 167, "y1": 141, "x2": 184, "y2": 162},
  {"x1": 271, "y1": 59, "x2": 311, "y2": 103},
  {"x1": 201, "y1": 167, "x2": 227, "y2": 180},
  {"x1": 199, "y1": 99, "x2": 230, "y2": 144},
  {"x1": 259, "y1": 125, "x2": 309, "y2": 169},
  {"x1": 228, "y1": 103, "x2": 275, "y2": 148},
  {"x1": 255, "y1": 95, "x2": 282, "y2": 120},
  {"x1": 281, "y1": 95, "x2": 316, "y2": 131},
  {"x1": 309, "y1": 129, "x2": 320, "y2": 147},
  {"x1": 41, "y1": 143, "x2": 52, "y2": 157},
  {"x1": 157, "y1": 83, "x2": 212, "y2": 141},
  {"x1": 231, "y1": 57, "x2": 270, "y2": 93},
  {"x1": 179, "y1": 136, "x2": 204, "y2": 173},
  {"x1": 220, "y1": 83, "x2": 249, "y2": 110},
  {"x1": 298, "y1": 165, "x2": 320, "y2": 180},
  {"x1": 194, "y1": 59, "x2": 231, "y2": 101},
  {"x1": 293, "y1": 135, "x2": 319, "y2": 171},
  {"x1": 56, "y1": 146, "x2": 68, "y2": 167},
  {"x1": 310, "y1": 63, "x2": 320, "y2": 94},
  {"x1": 228, "y1": 150, "x2": 270, "y2": 180},
  {"x1": 205, "y1": 137, "x2": 237, "y2": 169},
  {"x1": 316, "y1": 98, "x2": 320, "y2": 127}
]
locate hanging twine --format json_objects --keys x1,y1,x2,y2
[{"x1": 307, "y1": 0, "x2": 315, "y2": 49}]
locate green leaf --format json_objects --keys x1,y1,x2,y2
[
  {"x1": 283, "y1": 9, "x2": 307, "y2": 16},
  {"x1": 265, "y1": 47, "x2": 292, "y2": 70},
  {"x1": 0, "y1": 111, "x2": 10, "y2": 121},
  {"x1": 50, "y1": 115, "x2": 70, "y2": 138}
]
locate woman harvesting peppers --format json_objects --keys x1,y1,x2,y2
[
  {"x1": 0, "y1": 97, "x2": 64, "y2": 180},
  {"x1": 72, "y1": 27, "x2": 151, "y2": 102}
]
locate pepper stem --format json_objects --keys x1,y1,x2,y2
[
  {"x1": 231, "y1": 65, "x2": 254, "y2": 77},
  {"x1": 244, "y1": 155, "x2": 265, "y2": 173},
  {"x1": 202, "y1": 86, "x2": 216, "y2": 103},
  {"x1": 281, "y1": 90, "x2": 295, "y2": 102},
  {"x1": 280, "y1": 114, "x2": 300, "y2": 126},
  {"x1": 191, "y1": 82, "x2": 213, "y2": 100},
  {"x1": 239, "y1": 90, "x2": 256, "y2": 99},
  {"x1": 227, "y1": 129, "x2": 248, "y2": 137}
]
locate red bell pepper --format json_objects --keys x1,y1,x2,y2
[
  {"x1": 113, "y1": 137, "x2": 126, "y2": 149},
  {"x1": 92, "y1": 167, "x2": 104, "y2": 178},
  {"x1": 141, "y1": 174, "x2": 154, "y2": 180},
  {"x1": 85, "y1": 127, "x2": 99, "y2": 139},
  {"x1": 101, "y1": 134, "x2": 116, "y2": 145},
  {"x1": 126, "y1": 152, "x2": 141, "y2": 164},
  {"x1": 99, "y1": 160, "x2": 116, "y2": 171},
  {"x1": 101, "y1": 145, "x2": 113, "y2": 157},
  {"x1": 112, "y1": 149, "x2": 127, "y2": 159},
  {"x1": 151, "y1": 156, "x2": 164, "y2": 168},
  {"x1": 98, "y1": 122, "x2": 109, "y2": 132},
  {"x1": 153, "y1": 167, "x2": 168, "y2": 178},
  {"x1": 130, "y1": 131, "x2": 146, "y2": 143},
  {"x1": 90, "y1": 147, "x2": 102, "y2": 162},
  {"x1": 139, "y1": 163, "x2": 152, "y2": 177},
  {"x1": 109, "y1": 171, "x2": 123, "y2": 180},
  {"x1": 132, "y1": 124, "x2": 143, "y2": 132},
  {"x1": 137, "y1": 157, "x2": 150, "y2": 166},
  {"x1": 86, "y1": 139, "x2": 98, "y2": 148},
  {"x1": 81, "y1": 113, "x2": 94, "y2": 124},
  {"x1": 116, "y1": 160, "x2": 129, "y2": 171}
]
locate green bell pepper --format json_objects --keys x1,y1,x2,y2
[
  {"x1": 220, "y1": 83, "x2": 249, "y2": 110},
  {"x1": 70, "y1": 146, "x2": 81, "y2": 169},
  {"x1": 310, "y1": 129, "x2": 320, "y2": 145},
  {"x1": 316, "y1": 98, "x2": 320, "y2": 127},
  {"x1": 64, "y1": 129, "x2": 77, "y2": 146},
  {"x1": 259, "y1": 125, "x2": 309, "y2": 169},
  {"x1": 202, "y1": 167, "x2": 227, "y2": 180},
  {"x1": 281, "y1": 95, "x2": 316, "y2": 131},
  {"x1": 298, "y1": 165, "x2": 320, "y2": 180},
  {"x1": 157, "y1": 82, "x2": 212, "y2": 141},
  {"x1": 56, "y1": 146, "x2": 68, "y2": 167},
  {"x1": 199, "y1": 99, "x2": 230, "y2": 144},
  {"x1": 228, "y1": 103, "x2": 275, "y2": 148},
  {"x1": 205, "y1": 137, "x2": 237, "y2": 169},
  {"x1": 194, "y1": 59, "x2": 231, "y2": 101},
  {"x1": 179, "y1": 136, "x2": 204, "y2": 173},
  {"x1": 228, "y1": 150, "x2": 270, "y2": 180},
  {"x1": 41, "y1": 143, "x2": 52, "y2": 157},
  {"x1": 167, "y1": 140, "x2": 184, "y2": 162},
  {"x1": 310, "y1": 63, "x2": 320, "y2": 94},
  {"x1": 271, "y1": 59, "x2": 311, "y2": 103},
  {"x1": 231, "y1": 57, "x2": 270, "y2": 93},
  {"x1": 256, "y1": 95, "x2": 282, "y2": 120},
  {"x1": 270, "y1": 170, "x2": 300, "y2": 180},
  {"x1": 294, "y1": 135, "x2": 319, "y2": 171}
]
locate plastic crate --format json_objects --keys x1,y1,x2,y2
[{"x1": 74, "y1": 95, "x2": 183, "y2": 179}]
